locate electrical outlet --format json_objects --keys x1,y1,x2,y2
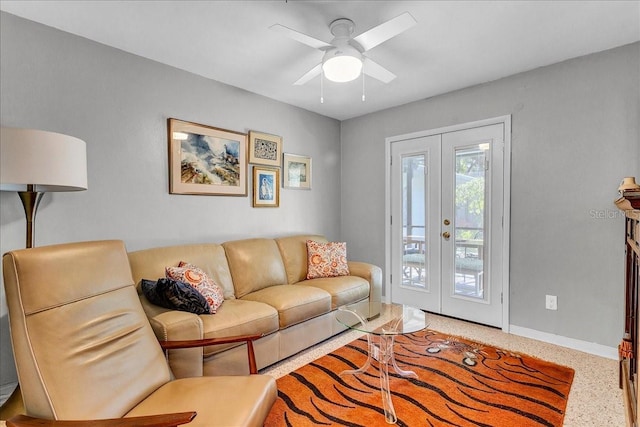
[{"x1": 545, "y1": 295, "x2": 558, "y2": 310}]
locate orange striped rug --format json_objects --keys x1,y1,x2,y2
[{"x1": 265, "y1": 330, "x2": 574, "y2": 427}]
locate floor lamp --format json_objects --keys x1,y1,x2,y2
[
  {"x1": 0, "y1": 127, "x2": 87, "y2": 419},
  {"x1": 0, "y1": 127, "x2": 88, "y2": 248}
]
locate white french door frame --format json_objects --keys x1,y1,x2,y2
[{"x1": 384, "y1": 115, "x2": 512, "y2": 333}]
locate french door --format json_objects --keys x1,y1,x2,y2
[{"x1": 389, "y1": 121, "x2": 507, "y2": 328}]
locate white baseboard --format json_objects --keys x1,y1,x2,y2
[
  {"x1": 510, "y1": 324, "x2": 618, "y2": 360},
  {"x1": 381, "y1": 300, "x2": 618, "y2": 359}
]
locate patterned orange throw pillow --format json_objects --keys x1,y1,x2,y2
[
  {"x1": 306, "y1": 240, "x2": 350, "y2": 279},
  {"x1": 165, "y1": 262, "x2": 224, "y2": 314}
]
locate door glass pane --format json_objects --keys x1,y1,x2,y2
[
  {"x1": 454, "y1": 145, "x2": 487, "y2": 299},
  {"x1": 402, "y1": 154, "x2": 427, "y2": 290}
]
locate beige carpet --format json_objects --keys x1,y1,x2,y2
[{"x1": 262, "y1": 304, "x2": 624, "y2": 427}]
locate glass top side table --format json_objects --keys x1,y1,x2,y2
[{"x1": 336, "y1": 302, "x2": 428, "y2": 424}]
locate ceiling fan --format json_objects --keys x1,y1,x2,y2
[{"x1": 270, "y1": 12, "x2": 417, "y2": 85}]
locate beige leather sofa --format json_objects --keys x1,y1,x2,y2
[{"x1": 128, "y1": 234, "x2": 382, "y2": 378}]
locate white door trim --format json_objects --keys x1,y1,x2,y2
[{"x1": 384, "y1": 115, "x2": 512, "y2": 333}]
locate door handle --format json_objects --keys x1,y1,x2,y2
[{"x1": 442, "y1": 232, "x2": 451, "y2": 239}]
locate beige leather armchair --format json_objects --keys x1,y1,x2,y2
[{"x1": 2, "y1": 240, "x2": 277, "y2": 427}]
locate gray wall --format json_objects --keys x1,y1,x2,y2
[
  {"x1": 0, "y1": 13, "x2": 340, "y2": 390},
  {"x1": 341, "y1": 42, "x2": 640, "y2": 348}
]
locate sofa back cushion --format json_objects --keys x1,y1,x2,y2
[
  {"x1": 276, "y1": 235, "x2": 328, "y2": 284},
  {"x1": 223, "y1": 238, "x2": 287, "y2": 298},
  {"x1": 128, "y1": 243, "x2": 236, "y2": 300}
]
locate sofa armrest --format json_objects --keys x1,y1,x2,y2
[
  {"x1": 141, "y1": 298, "x2": 205, "y2": 378},
  {"x1": 7, "y1": 412, "x2": 197, "y2": 427},
  {"x1": 347, "y1": 261, "x2": 382, "y2": 303}
]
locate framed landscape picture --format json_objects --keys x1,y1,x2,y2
[
  {"x1": 248, "y1": 131, "x2": 282, "y2": 167},
  {"x1": 283, "y1": 153, "x2": 311, "y2": 190},
  {"x1": 252, "y1": 166, "x2": 279, "y2": 207},
  {"x1": 168, "y1": 118, "x2": 247, "y2": 196}
]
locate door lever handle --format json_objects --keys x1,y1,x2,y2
[{"x1": 442, "y1": 232, "x2": 451, "y2": 239}]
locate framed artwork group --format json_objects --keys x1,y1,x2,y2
[{"x1": 168, "y1": 118, "x2": 311, "y2": 207}]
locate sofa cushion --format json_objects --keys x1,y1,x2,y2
[
  {"x1": 241, "y1": 285, "x2": 331, "y2": 329},
  {"x1": 297, "y1": 276, "x2": 369, "y2": 310},
  {"x1": 223, "y1": 238, "x2": 287, "y2": 298},
  {"x1": 276, "y1": 234, "x2": 327, "y2": 284},
  {"x1": 306, "y1": 240, "x2": 350, "y2": 279},
  {"x1": 200, "y1": 299, "x2": 279, "y2": 357},
  {"x1": 141, "y1": 278, "x2": 211, "y2": 315},
  {"x1": 128, "y1": 244, "x2": 236, "y2": 300},
  {"x1": 166, "y1": 262, "x2": 225, "y2": 314}
]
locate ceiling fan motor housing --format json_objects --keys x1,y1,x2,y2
[
  {"x1": 323, "y1": 18, "x2": 363, "y2": 82},
  {"x1": 329, "y1": 18, "x2": 356, "y2": 38}
]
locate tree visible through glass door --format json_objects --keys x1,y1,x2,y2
[{"x1": 454, "y1": 146, "x2": 487, "y2": 299}]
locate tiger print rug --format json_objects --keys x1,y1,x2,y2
[{"x1": 264, "y1": 330, "x2": 574, "y2": 427}]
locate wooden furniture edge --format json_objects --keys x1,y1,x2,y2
[
  {"x1": 617, "y1": 188, "x2": 640, "y2": 427},
  {"x1": 622, "y1": 359, "x2": 637, "y2": 427},
  {"x1": 158, "y1": 333, "x2": 263, "y2": 374},
  {"x1": 6, "y1": 412, "x2": 197, "y2": 426}
]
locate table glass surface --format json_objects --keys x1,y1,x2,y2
[{"x1": 336, "y1": 301, "x2": 428, "y2": 336}]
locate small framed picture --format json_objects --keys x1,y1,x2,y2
[
  {"x1": 248, "y1": 131, "x2": 282, "y2": 167},
  {"x1": 253, "y1": 166, "x2": 280, "y2": 207},
  {"x1": 168, "y1": 118, "x2": 247, "y2": 196},
  {"x1": 283, "y1": 153, "x2": 311, "y2": 190}
]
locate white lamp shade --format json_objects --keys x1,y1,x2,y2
[
  {"x1": 322, "y1": 46, "x2": 363, "y2": 83},
  {"x1": 0, "y1": 127, "x2": 88, "y2": 192}
]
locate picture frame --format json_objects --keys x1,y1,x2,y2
[
  {"x1": 168, "y1": 118, "x2": 247, "y2": 196},
  {"x1": 248, "y1": 131, "x2": 282, "y2": 167},
  {"x1": 283, "y1": 153, "x2": 312, "y2": 190},
  {"x1": 252, "y1": 166, "x2": 279, "y2": 207}
]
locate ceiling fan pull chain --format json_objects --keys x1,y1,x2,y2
[
  {"x1": 362, "y1": 72, "x2": 366, "y2": 102},
  {"x1": 320, "y1": 70, "x2": 324, "y2": 104}
]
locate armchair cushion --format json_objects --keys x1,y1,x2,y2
[
  {"x1": 166, "y1": 262, "x2": 224, "y2": 313},
  {"x1": 125, "y1": 376, "x2": 277, "y2": 427},
  {"x1": 141, "y1": 278, "x2": 211, "y2": 315}
]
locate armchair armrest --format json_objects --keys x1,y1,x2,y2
[
  {"x1": 158, "y1": 333, "x2": 263, "y2": 374},
  {"x1": 7, "y1": 412, "x2": 196, "y2": 427}
]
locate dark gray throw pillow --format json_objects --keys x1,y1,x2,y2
[{"x1": 141, "y1": 278, "x2": 211, "y2": 315}]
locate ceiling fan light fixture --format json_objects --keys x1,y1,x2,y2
[{"x1": 322, "y1": 47, "x2": 363, "y2": 83}]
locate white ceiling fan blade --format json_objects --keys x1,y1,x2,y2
[
  {"x1": 353, "y1": 12, "x2": 417, "y2": 52},
  {"x1": 294, "y1": 63, "x2": 322, "y2": 85},
  {"x1": 269, "y1": 24, "x2": 332, "y2": 50},
  {"x1": 363, "y1": 58, "x2": 396, "y2": 83}
]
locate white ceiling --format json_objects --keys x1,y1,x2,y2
[{"x1": 1, "y1": 1, "x2": 639, "y2": 121}]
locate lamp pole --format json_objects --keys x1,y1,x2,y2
[{"x1": 17, "y1": 185, "x2": 44, "y2": 249}]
